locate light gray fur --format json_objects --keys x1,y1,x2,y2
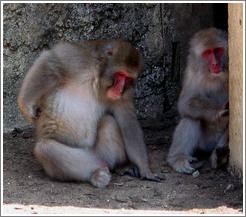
[
  {"x1": 18, "y1": 40, "x2": 164, "y2": 187},
  {"x1": 167, "y1": 28, "x2": 229, "y2": 174}
]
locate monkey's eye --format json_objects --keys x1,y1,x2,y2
[
  {"x1": 118, "y1": 72, "x2": 125, "y2": 77},
  {"x1": 214, "y1": 47, "x2": 224, "y2": 56},
  {"x1": 202, "y1": 49, "x2": 213, "y2": 60},
  {"x1": 115, "y1": 71, "x2": 127, "y2": 78},
  {"x1": 205, "y1": 49, "x2": 212, "y2": 54}
]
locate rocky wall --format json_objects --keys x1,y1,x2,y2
[{"x1": 3, "y1": 3, "x2": 214, "y2": 131}]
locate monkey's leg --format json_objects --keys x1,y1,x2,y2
[
  {"x1": 94, "y1": 115, "x2": 141, "y2": 178},
  {"x1": 210, "y1": 127, "x2": 229, "y2": 168},
  {"x1": 216, "y1": 127, "x2": 229, "y2": 149},
  {"x1": 94, "y1": 114, "x2": 127, "y2": 170},
  {"x1": 34, "y1": 139, "x2": 111, "y2": 188},
  {"x1": 167, "y1": 118, "x2": 201, "y2": 174}
]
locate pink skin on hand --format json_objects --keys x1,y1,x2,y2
[
  {"x1": 107, "y1": 70, "x2": 133, "y2": 99},
  {"x1": 202, "y1": 47, "x2": 224, "y2": 74}
]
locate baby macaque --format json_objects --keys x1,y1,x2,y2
[
  {"x1": 167, "y1": 28, "x2": 229, "y2": 173},
  {"x1": 18, "y1": 39, "x2": 164, "y2": 187}
]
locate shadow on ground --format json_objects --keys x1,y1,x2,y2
[{"x1": 2, "y1": 115, "x2": 243, "y2": 215}]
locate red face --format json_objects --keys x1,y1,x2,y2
[
  {"x1": 202, "y1": 47, "x2": 224, "y2": 74},
  {"x1": 107, "y1": 70, "x2": 133, "y2": 100}
]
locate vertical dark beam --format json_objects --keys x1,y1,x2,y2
[{"x1": 213, "y1": 3, "x2": 228, "y2": 30}]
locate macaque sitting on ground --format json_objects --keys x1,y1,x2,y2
[
  {"x1": 167, "y1": 28, "x2": 229, "y2": 174},
  {"x1": 18, "y1": 39, "x2": 164, "y2": 187}
]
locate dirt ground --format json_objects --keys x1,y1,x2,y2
[{"x1": 2, "y1": 115, "x2": 244, "y2": 215}]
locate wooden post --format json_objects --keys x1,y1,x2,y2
[{"x1": 228, "y1": 3, "x2": 244, "y2": 179}]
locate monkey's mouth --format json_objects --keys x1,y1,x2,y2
[
  {"x1": 114, "y1": 83, "x2": 124, "y2": 96},
  {"x1": 106, "y1": 79, "x2": 125, "y2": 100},
  {"x1": 211, "y1": 70, "x2": 221, "y2": 74},
  {"x1": 113, "y1": 76, "x2": 125, "y2": 95},
  {"x1": 210, "y1": 66, "x2": 222, "y2": 74}
]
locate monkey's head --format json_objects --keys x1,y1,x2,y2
[
  {"x1": 99, "y1": 40, "x2": 143, "y2": 100},
  {"x1": 190, "y1": 27, "x2": 228, "y2": 76}
]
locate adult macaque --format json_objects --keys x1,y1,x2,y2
[
  {"x1": 18, "y1": 39, "x2": 164, "y2": 187},
  {"x1": 167, "y1": 28, "x2": 229, "y2": 174}
]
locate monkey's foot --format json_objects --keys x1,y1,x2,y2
[
  {"x1": 91, "y1": 167, "x2": 111, "y2": 188},
  {"x1": 171, "y1": 157, "x2": 196, "y2": 174}
]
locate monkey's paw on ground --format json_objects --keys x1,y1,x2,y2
[
  {"x1": 3, "y1": 125, "x2": 243, "y2": 214},
  {"x1": 170, "y1": 157, "x2": 197, "y2": 174},
  {"x1": 91, "y1": 167, "x2": 111, "y2": 188}
]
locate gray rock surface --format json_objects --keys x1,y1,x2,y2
[{"x1": 3, "y1": 3, "x2": 214, "y2": 131}]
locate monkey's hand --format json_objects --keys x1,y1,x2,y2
[
  {"x1": 217, "y1": 109, "x2": 229, "y2": 119},
  {"x1": 18, "y1": 101, "x2": 36, "y2": 123},
  {"x1": 18, "y1": 97, "x2": 42, "y2": 123},
  {"x1": 115, "y1": 164, "x2": 140, "y2": 177},
  {"x1": 214, "y1": 99, "x2": 229, "y2": 119},
  {"x1": 220, "y1": 100, "x2": 229, "y2": 117},
  {"x1": 115, "y1": 165, "x2": 165, "y2": 182},
  {"x1": 140, "y1": 171, "x2": 166, "y2": 182},
  {"x1": 139, "y1": 166, "x2": 165, "y2": 182}
]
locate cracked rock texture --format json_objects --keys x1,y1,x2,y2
[{"x1": 3, "y1": 3, "x2": 214, "y2": 131}]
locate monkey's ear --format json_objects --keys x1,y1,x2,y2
[
  {"x1": 104, "y1": 41, "x2": 118, "y2": 57},
  {"x1": 106, "y1": 47, "x2": 114, "y2": 56}
]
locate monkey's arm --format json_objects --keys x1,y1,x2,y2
[
  {"x1": 113, "y1": 101, "x2": 164, "y2": 182},
  {"x1": 178, "y1": 91, "x2": 228, "y2": 122},
  {"x1": 18, "y1": 51, "x2": 62, "y2": 122}
]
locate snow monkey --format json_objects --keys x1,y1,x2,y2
[
  {"x1": 167, "y1": 28, "x2": 229, "y2": 174},
  {"x1": 18, "y1": 39, "x2": 164, "y2": 187}
]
